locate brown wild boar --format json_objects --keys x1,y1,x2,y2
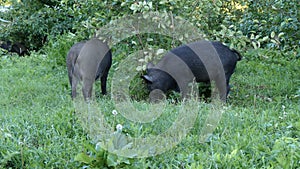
[{"x1": 66, "y1": 38, "x2": 112, "y2": 100}]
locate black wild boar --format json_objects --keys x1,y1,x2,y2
[
  {"x1": 66, "y1": 38, "x2": 112, "y2": 100},
  {"x1": 142, "y1": 40, "x2": 242, "y2": 102},
  {"x1": 0, "y1": 41, "x2": 28, "y2": 56}
]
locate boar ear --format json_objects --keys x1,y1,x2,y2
[
  {"x1": 141, "y1": 75, "x2": 153, "y2": 83},
  {"x1": 146, "y1": 62, "x2": 155, "y2": 69}
]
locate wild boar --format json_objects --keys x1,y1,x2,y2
[
  {"x1": 0, "y1": 41, "x2": 29, "y2": 56},
  {"x1": 66, "y1": 38, "x2": 112, "y2": 100},
  {"x1": 142, "y1": 40, "x2": 242, "y2": 102}
]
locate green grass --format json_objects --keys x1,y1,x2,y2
[{"x1": 0, "y1": 47, "x2": 299, "y2": 168}]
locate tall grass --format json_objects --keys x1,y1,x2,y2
[{"x1": 0, "y1": 46, "x2": 299, "y2": 168}]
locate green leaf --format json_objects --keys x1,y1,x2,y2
[
  {"x1": 147, "y1": 38, "x2": 153, "y2": 42},
  {"x1": 253, "y1": 19, "x2": 259, "y2": 23},
  {"x1": 262, "y1": 36, "x2": 269, "y2": 42},
  {"x1": 278, "y1": 32, "x2": 284, "y2": 38},
  {"x1": 74, "y1": 153, "x2": 95, "y2": 164},
  {"x1": 252, "y1": 41, "x2": 257, "y2": 49},
  {"x1": 118, "y1": 157, "x2": 131, "y2": 165},
  {"x1": 270, "y1": 31, "x2": 276, "y2": 38},
  {"x1": 107, "y1": 153, "x2": 118, "y2": 167},
  {"x1": 112, "y1": 132, "x2": 128, "y2": 150},
  {"x1": 270, "y1": 39, "x2": 278, "y2": 44}
]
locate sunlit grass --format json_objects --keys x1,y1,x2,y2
[{"x1": 0, "y1": 47, "x2": 299, "y2": 168}]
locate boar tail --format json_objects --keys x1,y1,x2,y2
[
  {"x1": 68, "y1": 52, "x2": 79, "y2": 75},
  {"x1": 232, "y1": 49, "x2": 242, "y2": 61},
  {"x1": 71, "y1": 54, "x2": 78, "y2": 73}
]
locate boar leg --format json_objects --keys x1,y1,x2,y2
[
  {"x1": 100, "y1": 71, "x2": 108, "y2": 95},
  {"x1": 226, "y1": 84, "x2": 230, "y2": 96},
  {"x1": 214, "y1": 75, "x2": 227, "y2": 102},
  {"x1": 225, "y1": 74, "x2": 233, "y2": 97},
  {"x1": 82, "y1": 79, "x2": 94, "y2": 101},
  {"x1": 71, "y1": 77, "x2": 78, "y2": 99}
]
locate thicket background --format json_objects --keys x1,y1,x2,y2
[{"x1": 0, "y1": 0, "x2": 299, "y2": 54}]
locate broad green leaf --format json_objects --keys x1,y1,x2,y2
[
  {"x1": 107, "y1": 153, "x2": 118, "y2": 167},
  {"x1": 74, "y1": 153, "x2": 94, "y2": 164}
]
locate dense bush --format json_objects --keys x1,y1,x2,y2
[
  {"x1": 0, "y1": 0, "x2": 132, "y2": 51},
  {"x1": 0, "y1": 0, "x2": 299, "y2": 53},
  {"x1": 236, "y1": 0, "x2": 299, "y2": 51},
  {"x1": 1, "y1": 1, "x2": 63, "y2": 50}
]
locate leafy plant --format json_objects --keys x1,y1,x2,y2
[{"x1": 74, "y1": 143, "x2": 131, "y2": 168}]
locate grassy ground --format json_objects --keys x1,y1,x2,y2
[{"x1": 0, "y1": 47, "x2": 299, "y2": 168}]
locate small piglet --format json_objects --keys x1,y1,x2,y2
[
  {"x1": 142, "y1": 40, "x2": 242, "y2": 102},
  {"x1": 66, "y1": 38, "x2": 112, "y2": 100}
]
